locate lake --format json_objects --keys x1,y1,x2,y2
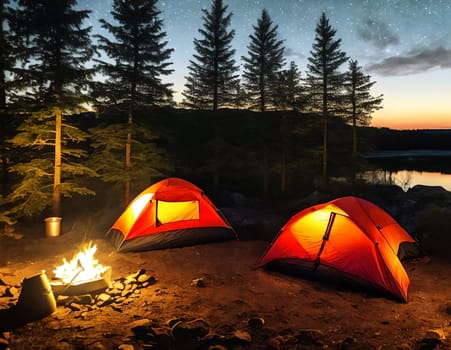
[
  {"x1": 358, "y1": 169, "x2": 451, "y2": 192},
  {"x1": 361, "y1": 149, "x2": 451, "y2": 191}
]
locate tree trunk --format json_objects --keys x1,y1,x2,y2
[
  {"x1": 1, "y1": 154, "x2": 8, "y2": 195},
  {"x1": 0, "y1": 0, "x2": 6, "y2": 110},
  {"x1": 280, "y1": 115, "x2": 287, "y2": 193},
  {"x1": 52, "y1": 109, "x2": 62, "y2": 217},
  {"x1": 211, "y1": 122, "x2": 220, "y2": 194},
  {"x1": 263, "y1": 149, "x2": 269, "y2": 196},
  {"x1": 0, "y1": 70, "x2": 5, "y2": 110},
  {"x1": 280, "y1": 150, "x2": 286, "y2": 193},
  {"x1": 352, "y1": 82, "x2": 357, "y2": 156},
  {"x1": 213, "y1": 58, "x2": 218, "y2": 112},
  {"x1": 322, "y1": 114, "x2": 328, "y2": 180},
  {"x1": 352, "y1": 108, "x2": 357, "y2": 156},
  {"x1": 212, "y1": 150, "x2": 219, "y2": 193},
  {"x1": 260, "y1": 72, "x2": 265, "y2": 112},
  {"x1": 125, "y1": 112, "x2": 132, "y2": 207},
  {"x1": 322, "y1": 81, "x2": 328, "y2": 182}
]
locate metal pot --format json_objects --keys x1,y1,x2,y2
[{"x1": 15, "y1": 271, "x2": 57, "y2": 321}]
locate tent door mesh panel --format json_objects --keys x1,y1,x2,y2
[{"x1": 156, "y1": 200, "x2": 200, "y2": 225}]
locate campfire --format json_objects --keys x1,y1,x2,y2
[{"x1": 50, "y1": 241, "x2": 112, "y2": 296}]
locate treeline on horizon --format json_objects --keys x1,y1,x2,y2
[{"x1": 0, "y1": 0, "x2": 447, "y2": 225}]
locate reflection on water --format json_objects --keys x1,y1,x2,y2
[{"x1": 359, "y1": 169, "x2": 451, "y2": 192}]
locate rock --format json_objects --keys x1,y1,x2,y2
[
  {"x1": 121, "y1": 289, "x2": 133, "y2": 298},
  {"x1": 171, "y1": 319, "x2": 210, "y2": 340},
  {"x1": 247, "y1": 316, "x2": 265, "y2": 329},
  {"x1": 129, "y1": 318, "x2": 152, "y2": 330},
  {"x1": 106, "y1": 288, "x2": 122, "y2": 296},
  {"x1": 143, "y1": 276, "x2": 157, "y2": 286},
  {"x1": 232, "y1": 330, "x2": 252, "y2": 343},
  {"x1": 127, "y1": 269, "x2": 145, "y2": 280},
  {"x1": 154, "y1": 331, "x2": 172, "y2": 349},
  {"x1": 445, "y1": 301, "x2": 451, "y2": 315},
  {"x1": 418, "y1": 339, "x2": 442, "y2": 350},
  {"x1": 129, "y1": 318, "x2": 152, "y2": 335},
  {"x1": 118, "y1": 344, "x2": 134, "y2": 350},
  {"x1": 208, "y1": 345, "x2": 227, "y2": 350},
  {"x1": 125, "y1": 277, "x2": 137, "y2": 284},
  {"x1": 265, "y1": 338, "x2": 282, "y2": 350},
  {"x1": 131, "y1": 324, "x2": 156, "y2": 343},
  {"x1": 0, "y1": 297, "x2": 11, "y2": 307},
  {"x1": 75, "y1": 294, "x2": 94, "y2": 305},
  {"x1": 0, "y1": 337, "x2": 9, "y2": 350},
  {"x1": 6, "y1": 287, "x2": 18, "y2": 299},
  {"x1": 191, "y1": 278, "x2": 205, "y2": 287},
  {"x1": 113, "y1": 281, "x2": 125, "y2": 290},
  {"x1": 96, "y1": 293, "x2": 113, "y2": 307},
  {"x1": 168, "y1": 318, "x2": 184, "y2": 328},
  {"x1": 424, "y1": 328, "x2": 446, "y2": 342},
  {"x1": 137, "y1": 274, "x2": 151, "y2": 283},
  {"x1": 68, "y1": 302, "x2": 86, "y2": 312},
  {"x1": 295, "y1": 329, "x2": 325, "y2": 346},
  {"x1": 89, "y1": 342, "x2": 107, "y2": 350},
  {"x1": 339, "y1": 336, "x2": 356, "y2": 349}
]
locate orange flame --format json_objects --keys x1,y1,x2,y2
[{"x1": 53, "y1": 241, "x2": 109, "y2": 284}]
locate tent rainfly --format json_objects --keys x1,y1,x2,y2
[
  {"x1": 107, "y1": 178, "x2": 237, "y2": 252},
  {"x1": 259, "y1": 196, "x2": 423, "y2": 302}
]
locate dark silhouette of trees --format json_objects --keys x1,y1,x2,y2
[
  {"x1": 307, "y1": 12, "x2": 348, "y2": 181},
  {"x1": 92, "y1": 0, "x2": 174, "y2": 206},
  {"x1": 242, "y1": 9, "x2": 285, "y2": 112},
  {"x1": 7, "y1": 0, "x2": 96, "y2": 219},
  {"x1": 183, "y1": 0, "x2": 239, "y2": 111},
  {"x1": 344, "y1": 59, "x2": 383, "y2": 155},
  {"x1": 0, "y1": 1, "x2": 395, "y2": 222}
]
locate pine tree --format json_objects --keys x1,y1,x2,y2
[
  {"x1": 242, "y1": 9, "x2": 285, "y2": 112},
  {"x1": 183, "y1": 0, "x2": 239, "y2": 111},
  {"x1": 306, "y1": 12, "x2": 348, "y2": 181},
  {"x1": 0, "y1": 0, "x2": 13, "y2": 198},
  {"x1": 0, "y1": 0, "x2": 13, "y2": 222},
  {"x1": 344, "y1": 59, "x2": 383, "y2": 155},
  {"x1": 273, "y1": 61, "x2": 304, "y2": 111},
  {"x1": 7, "y1": 0, "x2": 96, "y2": 219},
  {"x1": 92, "y1": 0, "x2": 174, "y2": 205},
  {"x1": 0, "y1": 0, "x2": 12, "y2": 111}
]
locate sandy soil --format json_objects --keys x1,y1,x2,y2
[{"x1": 0, "y1": 217, "x2": 450, "y2": 350}]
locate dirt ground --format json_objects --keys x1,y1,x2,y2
[{"x1": 0, "y1": 217, "x2": 450, "y2": 350}]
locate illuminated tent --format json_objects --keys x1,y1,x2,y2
[
  {"x1": 260, "y1": 196, "x2": 422, "y2": 302},
  {"x1": 107, "y1": 178, "x2": 237, "y2": 252}
]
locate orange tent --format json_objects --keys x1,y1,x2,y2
[
  {"x1": 107, "y1": 178, "x2": 237, "y2": 252},
  {"x1": 260, "y1": 196, "x2": 422, "y2": 302}
]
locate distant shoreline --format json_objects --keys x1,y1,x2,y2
[{"x1": 364, "y1": 149, "x2": 451, "y2": 159}]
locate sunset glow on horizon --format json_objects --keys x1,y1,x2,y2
[{"x1": 371, "y1": 68, "x2": 451, "y2": 130}]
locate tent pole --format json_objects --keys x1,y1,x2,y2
[{"x1": 312, "y1": 212, "x2": 336, "y2": 275}]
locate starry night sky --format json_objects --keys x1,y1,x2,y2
[{"x1": 78, "y1": 0, "x2": 451, "y2": 130}]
